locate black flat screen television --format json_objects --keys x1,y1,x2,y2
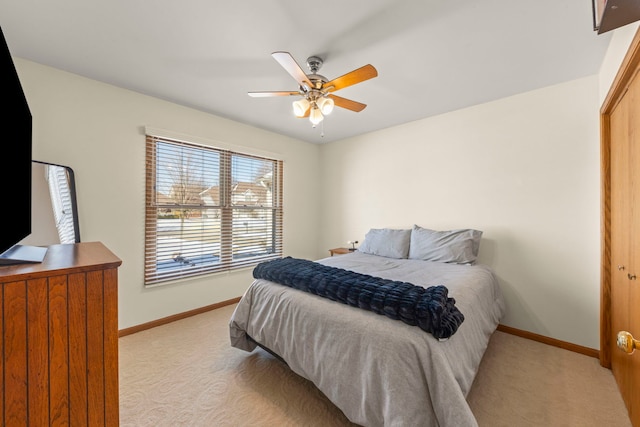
[{"x1": 0, "y1": 25, "x2": 47, "y2": 264}]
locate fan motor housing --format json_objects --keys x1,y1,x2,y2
[
  {"x1": 306, "y1": 56, "x2": 323, "y2": 73},
  {"x1": 306, "y1": 74, "x2": 327, "y2": 90}
]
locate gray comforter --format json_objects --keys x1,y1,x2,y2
[{"x1": 229, "y1": 252, "x2": 505, "y2": 426}]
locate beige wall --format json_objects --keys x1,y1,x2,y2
[
  {"x1": 16, "y1": 58, "x2": 321, "y2": 330},
  {"x1": 314, "y1": 24, "x2": 638, "y2": 350},
  {"x1": 319, "y1": 75, "x2": 602, "y2": 349},
  {"x1": 15, "y1": 23, "x2": 637, "y2": 348}
]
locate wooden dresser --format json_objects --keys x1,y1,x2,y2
[
  {"x1": 0, "y1": 242, "x2": 121, "y2": 426},
  {"x1": 328, "y1": 247, "x2": 352, "y2": 256}
]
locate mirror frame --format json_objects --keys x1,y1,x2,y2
[{"x1": 32, "y1": 160, "x2": 81, "y2": 244}]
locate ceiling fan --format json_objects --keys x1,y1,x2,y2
[{"x1": 248, "y1": 51, "x2": 378, "y2": 126}]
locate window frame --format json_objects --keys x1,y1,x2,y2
[{"x1": 144, "y1": 135, "x2": 283, "y2": 286}]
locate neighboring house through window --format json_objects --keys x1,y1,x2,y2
[{"x1": 144, "y1": 134, "x2": 283, "y2": 286}]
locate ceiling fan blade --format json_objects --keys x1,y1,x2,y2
[
  {"x1": 324, "y1": 64, "x2": 378, "y2": 93},
  {"x1": 248, "y1": 91, "x2": 300, "y2": 97},
  {"x1": 328, "y1": 94, "x2": 367, "y2": 112},
  {"x1": 272, "y1": 51, "x2": 313, "y2": 90}
]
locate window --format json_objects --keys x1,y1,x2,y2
[{"x1": 144, "y1": 135, "x2": 283, "y2": 286}]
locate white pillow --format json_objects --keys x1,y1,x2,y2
[
  {"x1": 357, "y1": 228, "x2": 411, "y2": 259},
  {"x1": 409, "y1": 225, "x2": 482, "y2": 264}
]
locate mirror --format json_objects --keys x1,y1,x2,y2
[{"x1": 19, "y1": 160, "x2": 81, "y2": 247}]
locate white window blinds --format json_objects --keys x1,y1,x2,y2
[{"x1": 144, "y1": 135, "x2": 283, "y2": 286}]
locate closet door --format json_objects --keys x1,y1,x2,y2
[
  {"x1": 610, "y1": 90, "x2": 631, "y2": 410},
  {"x1": 609, "y1": 59, "x2": 640, "y2": 425},
  {"x1": 627, "y1": 68, "x2": 640, "y2": 424}
]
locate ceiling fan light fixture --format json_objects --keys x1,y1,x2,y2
[
  {"x1": 317, "y1": 96, "x2": 334, "y2": 115},
  {"x1": 249, "y1": 51, "x2": 378, "y2": 130},
  {"x1": 309, "y1": 106, "x2": 323, "y2": 125},
  {"x1": 292, "y1": 98, "x2": 310, "y2": 117}
]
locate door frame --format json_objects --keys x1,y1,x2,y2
[{"x1": 601, "y1": 26, "x2": 640, "y2": 368}]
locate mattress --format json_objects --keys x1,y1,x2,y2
[{"x1": 229, "y1": 251, "x2": 505, "y2": 426}]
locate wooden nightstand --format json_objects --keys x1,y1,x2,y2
[{"x1": 329, "y1": 247, "x2": 353, "y2": 256}]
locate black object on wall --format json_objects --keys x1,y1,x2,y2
[
  {"x1": 594, "y1": 0, "x2": 640, "y2": 34},
  {"x1": 0, "y1": 25, "x2": 47, "y2": 264}
]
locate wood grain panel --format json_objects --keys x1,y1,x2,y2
[
  {"x1": 27, "y1": 278, "x2": 49, "y2": 425},
  {"x1": 601, "y1": 26, "x2": 640, "y2": 427},
  {"x1": 609, "y1": 94, "x2": 631, "y2": 409},
  {"x1": 49, "y1": 274, "x2": 70, "y2": 426},
  {"x1": 86, "y1": 270, "x2": 105, "y2": 426},
  {"x1": 600, "y1": 110, "x2": 612, "y2": 368},
  {"x1": 4, "y1": 281, "x2": 27, "y2": 427},
  {"x1": 103, "y1": 268, "x2": 119, "y2": 427},
  {"x1": 627, "y1": 66, "x2": 640, "y2": 425},
  {"x1": 0, "y1": 242, "x2": 121, "y2": 282},
  {"x1": 601, "y1": 26, "x2": 640, "y2": 370},
  {"x1": 68, "y1": 272, "x2": 88, "y2": 426},
  {"x1": 0, "y1": 242, "x2": 121, "y2": 427}
]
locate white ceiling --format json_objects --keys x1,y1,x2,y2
[{"x1": 0, "y1": 0, "x2": 612, "y2": 144}]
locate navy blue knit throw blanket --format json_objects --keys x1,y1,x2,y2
[{"x1": 253, "y1": 257, "x2": 465, "y2": 340}]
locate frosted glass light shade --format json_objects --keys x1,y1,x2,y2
[
  {"x1": 309, "y1": 106, "x2": 323, "y2": 125},
  {"x1": 292, "y1": 98, "x2": 310, "y2": 117},
  {"x1": 317, "y1": 97, "x2": 334, "y2": 115}
]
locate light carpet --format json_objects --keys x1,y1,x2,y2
[{"x1": 119, "y1": 304, "x2": 631, "y2": 426}]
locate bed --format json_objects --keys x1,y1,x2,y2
[{"x1": 229, "y1": 226, "x2": 505, "y2": 427}]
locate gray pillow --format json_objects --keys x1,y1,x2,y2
[
  {"x1": 409, "y1": 225, "x2": 482, "y2": 264},
  {"x1": 357, "y1": 228, "x2": 411, "y2": 259}
]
